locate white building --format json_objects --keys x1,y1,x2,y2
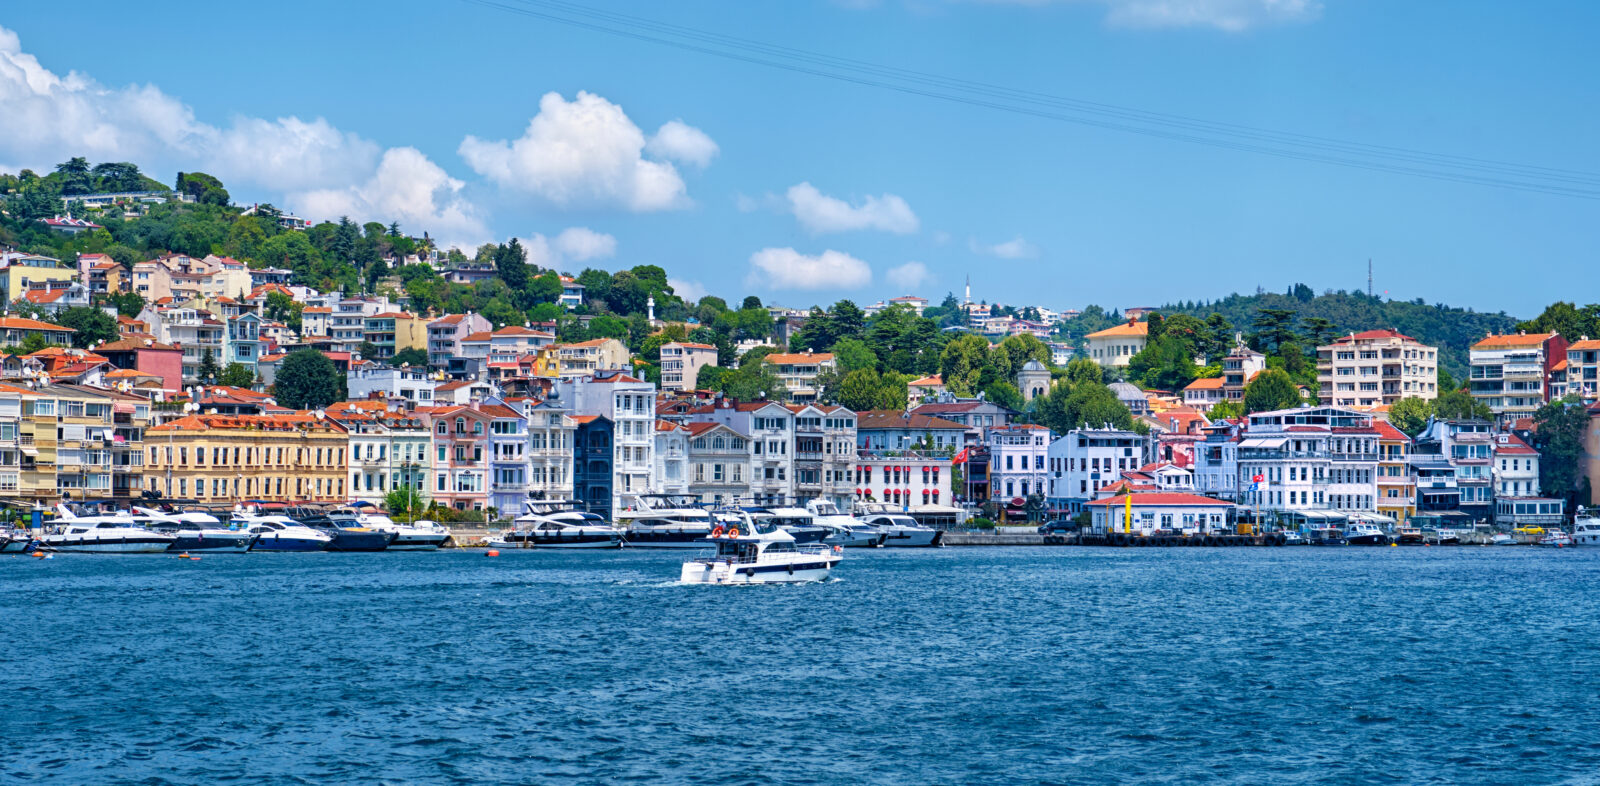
[
  {"x1": 1046, "y1": 427, "x2": 1152, "y2": 511},
  {"x1": 1086, "y1": 492, "x2": 1233, "y2": 536},
  {"x1": 521, "y1": 392, "x2": 575, "y2": 503},
  {"x1": 1083, "y1": 319, "x2": 1148, "y2": 368},
  {"x1": 853, "y1": 454, "x2": 954, "y2": 509},
  {"x1": 330, "y1": 406, "x2": 430, "y2": 507},
  {"x1": 762, "y1": 352, "x2": 836, "y2": 403},
  {"x1": 787, "y1": 403, "x2": 857, "y2": 507},
  {"x1": 1192, "y1": 420, "x2": 1242, "y2": 501},
  {"x1": 554, "y1": 371, "x2": 656, "y2": 514},
  {"x1": 1235, "y1": 406, "x2": 1380, "y2": 515},
  {"x1": 660, "y1": 342, "x2": 718, "y2": 393},
  {"x1": 686, "y1": 422, "x2": 752, "y2": 505},
  {"x1": 988, "y1": 424, "x2": 1051, "y2": 501},
  {"x1": 1316, "y1": 329, "x2": 1439, "y2": 408},
  {"x1": 652, "y1": 420, "x2": 691, "y2": 495},
  {"x1": 1492, "y1": 432, "x2": 1541, "y2": 499},
  {"x1": 695, "y1": 399, "x2": 795, "y2": 506},
  {"x1": 346, "y1": 365, "x2": 437, "y2": 405}
]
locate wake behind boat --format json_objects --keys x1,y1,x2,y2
[{"x1": 680, "y1": 513, "x2": 842, "y2": 585}]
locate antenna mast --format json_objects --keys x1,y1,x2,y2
[{"x1": 1367, "y1": 259, "x2": 1373, "y2": 298}]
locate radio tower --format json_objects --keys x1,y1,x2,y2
[{"x1": 1367, "y1": 259, "x2": 1373, "y2": 298}]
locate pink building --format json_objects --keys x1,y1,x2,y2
[
  {"x1": 422, "y1": 405, "x2": 491, "y2": 511},
  {"x1": 95, "y1": 337, "x2": 185, "y2": 392}
]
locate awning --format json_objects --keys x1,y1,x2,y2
[{"x1": 1238, "y1": 437, "x2": 1288, "y2": 449}]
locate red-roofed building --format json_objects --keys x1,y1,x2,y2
[
  {"x1": 0, "y1": 316, "x2": 75, "y2": 348},
  {"x1": 660, "y1": 341, "x2": 717, "y2": 393},
  {"x1": 143, "y1": 412, "x2": 350, "y2": 503},
  {"x1": 1470, "y1": 331, "x2": 1568, "y2": 423},
  {"x1": 760, "y1": 352, "x2": 835, "y2": 403},
  {"x1": 1492, "y1": 432, "x2": 1541, "y2": 499},
  {"x1": 1085, "y1": 492, "x2": 1233, "y2": 536},
  {"x1": 1317, "y1": 329, "x2": 1439, "y2": 408}
]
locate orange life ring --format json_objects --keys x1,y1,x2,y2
[
  {"x1": 727, "y1": 527, "x2": 740, "y2": 538},
  {"x1": 711, "y1": 526, "x2": 725, "y2": 537}
]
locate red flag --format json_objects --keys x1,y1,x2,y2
[{"x1": 952, "y1": 448, "x2": 969, "y2": 464}]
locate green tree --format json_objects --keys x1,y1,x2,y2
[
  {"x1": 1127, "y1": 335, "x2": 1198, "y2": 391},
  {"x1": 1532, "y1": 397, "x2": 1590, "y2": 510},
  {"x1": 392, "y1": 347, "x2": 430, "y2": 367},
  {"x1": 1387, "y1": 396, "x2": 1433, "y2": 437},
  {"x1": 107, "y1": 291, "x2": 145, "y2": 318},
  {"x1": 274, "y1": 349, "x2": 345, "y2": 409},
  {"x1": 54, "y1": 307, "x2": 118, "y2": 349},
  {"x1": 1243, "y1": 368, "x2": 1300, "y2": 413},
  {"x1": 939, "y1": 334, "x2": 992, "y2": 396},
  {"x1": 1517, "y1": 302, "x2": 1600, "y2": 343},
  {"x1": 830, "y1": 337, "x2": 878, "y2": 373},
  {"x1": 1251, "y1": 308, "x2": 1299, "y2": 352},
  {"x1": 218, "y1": 363, "x2": 256, "y2": 388},
  {"x1": 494, "y1": 239, "x2": 529, "y2": 296},
  {"x1": 1206, "y1": 400, "x2": 1244, "y2": 421},
  {"x1": 1300, "y1": 316, "x2": 1340, "y2": 347},
  {"x1": 989, "y1": 333, "x2": 1050, "y2": 381},
  {"x1": 1063, "y1": 358, "x2": 1104, "y2": 387},
  {"x1": 197, "y1": 347, "x2": 221, "y2": 383},
  {"x1": 719, "y1": 361, "x2": 784, "y2": 401},
  {"x1": 1434, "y1": 389, "x2": 1492, "y2": 421},
  {"x1": 384, "y1": 486, "x2": 430, "y2": 524}
]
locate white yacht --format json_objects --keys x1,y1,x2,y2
[
  {"x1": 1343, "y1": 522, "x2": 1391, "y2": 546},
  {"x1": 354, "y1": 511, "x2": 451, "y2": 551},
  {"x1": 1573, "y1": 514, "x2": 1600, "y2": 546},
  {"x1": 131, "y1": 507, "x2": 255, "y2": 553},
  {"x1": 805, "y1": 499, "x2": 885, "y2": 548},
  {"x1": 40, "y1": 504, "x2": 175, "y2": 553},
  {"x1": 492, "y1": 502, "x2": 623, "y2": 549},
  {"x1": 681, "y1": 513, "x2": 842, "y2": 585},
  {"x1": 230, "y1": 510, "x2": 333, "y2": 552},
  {"x1": 1538, "y1": 530, "x2": 1574, "y2": 548},
  {"x1": 763, "y1": 505, "x2": 830, "y2": 545},
  {"x1": 857, "y1": 505, "x2": 944, "y2": 547},
  {"x1": 616, "y1": 494, "x2": 716, "y2": 548}
]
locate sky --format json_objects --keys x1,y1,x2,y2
[{"x1": 1, "y1": 0, "x2": 1595, "y2": 317}]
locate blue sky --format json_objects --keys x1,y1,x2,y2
[{"x1": 1, "y1": 0, "x2": 1595, "y2": 316}]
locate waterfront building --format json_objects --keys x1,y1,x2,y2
[
  {"x1": 480, "y1": 398, "x2": 530, "y2": 518},
  {"x1": 693, "y1": 399, "x2": 795, "y2": 506},
  {"x1": 328, "y1": 403, "x2": 430, "y2": 506},
  {"x1": 421, "y1": 406, "x2": 490, "y2": 512},
  {"x1": 1493, "y1": 496, "x2": 1565, "y2": 530},
  {"x1": 987, "y1": 424, "x2": 1050, "y2": 501},
  {"x1": 1235, "y1": 406, "x2": 1381, "y2": 516},
  {"x1": 1083, "y1": 319, "x2": 1148, "y2": 368},
  {"x1": 1046, "y1": 427, "x2": 1152, "y2": 512},
  {"x1": 427, "y1": 313, "x2": 492, "y2": 368},
  {"x1": 685, "y1": 422, "x2": 751, "y2": 505},
  {"x1": 571, "y1": 415, "x2": 615, "y2": 519},
  {"x1": 761, "y1": 352, "x2": 836, "y2": 403},
  {"x1": 909, "y1": 396, "x2": 1017, "y2": 442},
  {"x1": 1413, "y1": 418, "x2": 1494, "y2": 522},
  {"x1": 853, "y1": 453, "x2": 953, "y2": 509},
  {"x1": 519, "y1": 393, "x2": 576, "y2": 503},
  {"x1": 788, "y1": 403, "x2": 857, "y2": 507},
  {"x1": 660, "y1": 342, "x2": 717, "y2": 393},
  {"x1": 1492, "y1": 432, "x2": 1541, "y2": 499},
  {"x1": 1373, "y1": 419, "x2": 1417, "y2": 524},
  {"x1": 144, "y1": 412, "x2": 348, "y2": 503},
  {"x1": 1317, "y1": 329, "x2": 1439, "y2": 408},
  {"x1": 652, "y1": 420, "x2": 691, "y2": 496},
  {"x1": 1192, "y1": 420, "x2": 1242, "y2": 501},
  {"x1": 1085, "y1": 492, "x2": 1232, "y2": 536},
  {"x1": 1470, "y1": 331, "x2": 1567, "y2": 423},
  {"x1": 555, "y1": 371, "x2": 656, "y2": 514},
  {"x1": 855, "y1": 410, "x2": 967, "y2": 453}
]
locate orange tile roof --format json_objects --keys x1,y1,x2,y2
[
  {"x1": 0, "y1": 317, "x2": 73, "y2": 332},
  {"x1": 1552, "y1": 359, "x2": 1569, "y2": 372},
  {"x1": 908, "y1": 374, "x2": 944, "y2": 387},
  {"x1": 570, "y1": 414, "x2": 600, "y2": 424},
  {"x1": 1472, "y1": 332, "x2": 1558, "y2": 350},
  {"x1": 670, "y1": 341, "x2": 717, "y2": 350},
  {"x1": 1086, "y1": 320, "x2": 1149, "y2": 339},
  {"x1": 462, "y1": 331, "x2": 493, "y2": 342},
  {"x1": 150, "y1": 412, "x2": 346, "y2": 433},
  {"x1": 430, "y1": 314, "x2": 468, "y2": 326},
  {"x1": 763, "y1": 352, "x2": 834, "y2": 365},
  {"x1": 1567, "y1": 339, "x2": 1600, "y2": 351},
  {"x1": 302, "y1": 307, "x2": 332, "y2": 314},
  {"x1": 96, "y1": 337, "x2": 180, "y2": 352},
  {"x1": 1183, "y1": 377, "x2": 1225, "y2": 391},
  {"x1": 23, "y1": 288, "x2": 73, "y2": 304}
]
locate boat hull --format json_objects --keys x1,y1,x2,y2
[
  {"x1": 41, "y1": 536, "x2": 175, "y2": 553},
  {"x1": 623, "y1": 529, "x2": 712, "y2": 548},
  {"x1": 680, "y1": 555, "x2": 840, "y2": 584},
  {"x1": 882, "y1": 529, "x2": 943, "y2": 547},
  {"x1": 323, "y1": 529, "x2": 395, "y2": 552},
  {"x1": 1346, "y1": 534, "x2": 1391, "y2": 546},
  {"x1": 0, "y1": 536, "x2": 29, "y2": 553},
  {"x1": 167, "y1": 533, "x2": 256, "y2": 553},
  {"x1": 249, "y1": 534, "x2": 329, "y2": 552},
  {"x1": 387, "y1": 534, "x2": 450, "y2": 551}
]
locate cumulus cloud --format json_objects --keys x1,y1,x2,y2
[
  {"x1": 646, "y1": 120, "x2": 719, "y2": 168},
  {"x1": 291, "y1": 147, "x2": 489, "y2": 251},
  {"x1": 517, "y1": 227, "x2": 618, "y2": 269},
  {"x1": 786, "y1": 182, "x2": 919, "y2": 235},
  {"x1": 669, "y1": 278, "x2": 708, "y2": 302},
  {"x1": 973, "y1": 0, "x2": 1322, "y2": 31},
  {"x1": 886, "y1": 261, "x2": 931, "y2": 290},
  {"x1": 970, "y1": 235, "x2": 1039, "y2": 259},
  {"x1": 460, "y1": 91, "x2": 704, "y2": 212},
  {"x1": 746, "y1": 248, "x2": 872, "y2": 291}
]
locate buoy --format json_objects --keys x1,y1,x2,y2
[
  {"x1": 486, "y1": 549, "x2": 500, "y2": 557},
  {"x1": 29, "y1": 550, "x2": 45, "y2": 558},
  {"x1": 179, "y1": 552, "x2": 191, "y2": 559},
  {"x1": 1390, "y1": 543, "x2": 1397, "y2": 547}
]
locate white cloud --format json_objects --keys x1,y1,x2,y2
[
  {"x1": 970, "y1": 235, "x2": 1039, "y2": 259},
  {"x1": 291, "y1": 147, "x2": 489, "y2": 252},
  {"x1": 646, "y1": 120, "x2": 719, "y2": 168},
  {"x1": 786, "y1": 182, "x2": 919, "y2": 235},
  {"x1": 931, "y1": 230, "x2": 952, "y2": 245},
  {"x1": 746, "y1": 248, "x2": 872, "y2": 291},
  {"x1": 460, "y1": 91, "x2": 698, "y2": 212},
  {"x1": 669, "y1": 278, "x2": 708, "y2": 302},
  {"x1": 553, "y1": 227, "x2": 617, "y2": 261},
  {"x1": 886, "y1": 261, "x2": 931, "y2": 290},
  {"x1": 973, "y1": 0, "x2": 1321, "y2": 31}
]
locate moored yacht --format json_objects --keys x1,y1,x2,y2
[
  {"x1": 857, "y1": 505, "x2": 943, "y2": 547},
  {"x1": 1344, "y1": 522, "x2": 1391, "y2": 546},
  {"x1": 616, "y1": 494, "x2": 715, "y2": 548},
  {"x1": 493, "y1": 514, "x2": 623, "y2": 549},
  {"x1": 231, "y1": 510, "x2": 333, "y2": 552},
  {"x1": 763, "y1": 505, "x2": 829, "y2": 545},
  {"x1": 314, "y1": 510, "x2": 397, "y2": 552},
  {"x1": 805, "y1": 498, "x2": 885, "y2": 548},
  {"x1": 1573, "y1": 513, "x2": 1600, "y2": 546},
  {"x1": 1538, "y1": 530, "x2": 1573, "y2": 548},
  {"x1": 351, "y1": 511, "x2": 451, "y2": 551},
  {"x1": 132, "y1": 507, "x2": 255, "y2": 553},
  {"x1": 40, "y1": 505, "x2": 175, "y2": 553},
  {"x1": 680, "y1": 513, "x2": 842, "y2": 584}
]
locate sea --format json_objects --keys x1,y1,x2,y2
[{"x1": 4, "y1": 546, "x2": 1599, "y2": 785}]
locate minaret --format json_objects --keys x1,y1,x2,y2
[
  {"x1": 647, "y1": 295, "x2": 655, "y2": 323},
  {"x1": 964, "y1": 275, "x2": 971, "y2": 306}
]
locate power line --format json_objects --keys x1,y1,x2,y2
[{"x1": 460, "y1": 0, "x2": 1600, "y2": 200}]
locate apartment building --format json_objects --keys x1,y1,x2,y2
[
  {"x1": 427, "y1": 313, "x2": 492, "y2": 368},
  {"x1": 762, "y1": 352, "x2": 835, "y2": 403},
  {"x1": 521, "y1": 394, "x2": 575, "y2": 504},
  {"x1": 1317, "y1": 329, "x2": 1439, "y2": 407},
  {"x1": 0, "y1": 384, "x2": 141, "y2": 503},
  {"x1": 1373, "y1": 420, "x2": 1416, "y2": 523},
  {"x1": 660, "y1": 342, "x2": 717, "y2": 393},
  {"x1": 421, "y1": 405, "x2": 490, "y2": 511},
  {"x1": 695, "y1": 399, "x2": 795, "y2": 506},
  {"x1": 788, "y1": 404, "x2": 857, "y2": 507},
  {"x1": 1046, "y1": 427, "x2": 1152, "y2": 511},
  {"x1": 3, "y1": 253, "x2": 80, "y2": 302},
  {"x1": 480, "y1": 399, "x2": 530, "y2": 517},
  {"x1": 346, "y1": 365, "x2": 438, "y2": 405},
  {"x1": 1235, "y1": 406, "x2": 1381, "y2": 516},
  {"x1": 1413, "y1": 418, "x2": 1494, "y2": 521},
  {"x1": 328, "y1": 404, "x2": 430, "y2": 506},
  {"x1": 136, "y1": 305, "x2": 224, "y2": 383},
  {"x1": 1562, "y1": 339, "x2": 1600, "y2": 399},
  {"x1": 988, "y1": 424, "x2": 1050, "y2": 501},
  {"x1": 571, "y1": 415, "x2": 614, "y2": 518},
  {"x1": 1192, "y1": 420, "x2": 1242, "y2": 501},
  {"x1": 362, "y1": 312, "x2": 428, "y2": 361},
  {"x1": 144, "y1": 413, "x2": 349, "y2": 503},
  {"x1": 1492, "y1": 432, "x2": 1541, "y2": 499},
  {"x1": 555, "y1": 338, "x2": 631, "y2": 378},
  {"x1": 1220, "y1": 339, "x2": 1266, "y2": 402},
  {"x1": 555, "y1": 372, "x2": 656, "y2": 513},
  {"x1": 1083, "y1": 319, "x2": 1148, "y2": 368},
  {"x1": 685, "y1": 422, "x2": 751, "y2": 505},
  {"x1": 652, "y1": 421, "x2": 691, "y2": 496},
  {"x1": 0, "y1": 317, "x2": 75, "y2": 349},
  {"x1": 1470, "y1": 332, "x2": 1567, "y2": 423}
]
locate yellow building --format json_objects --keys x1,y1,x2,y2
[
  {"x1": 0, "y1": 384, "x2": 136, "y2": 503},
  {"x1": 364, "y1": 312, "x2": 429, "y2": 361},
  {"x1": 1375, "y1": 419, "x2": 1417, "y2": 523},
  {"x1": 144, "y1": 412, "x2": 350, "y2": 503},
  {"x1": 0, "y1": 255, "x2": 77, "y2": 303}
]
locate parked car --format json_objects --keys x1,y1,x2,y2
[{"x1": 1037, "y1": 521, "x2": 1075, "y2": 535}]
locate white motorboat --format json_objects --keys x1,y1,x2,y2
[
  {"x1": 1490, "y1": 532, "x2": 1516, "y2": 546},
  {"x1": 680, "y1": 513, "x2": 842, "y2": 585},
  {"x1": 857, "y1": 506, "x2": 944, "y2": 547},
  {"x1": 616, "y1": 494, "x2": 715, "y2": 548},
  {"x1": 354, "y1": 512, "x2": 451, "y2": 550},
  {"x1": 493, "y1": 502, "x2": 622, "y2": 548},
  {"x1": 231, "y1": 511, "x2": 333, "y2": 552},
  {"x1": 131, "y1": 507, "x2": 255, "y2": 553},
  {"x1": 1572, "y1": 514, "x2": 1600, "y2": 546},
  {"x1": 762, "y1": 505, "x2": 830, "y2": 545},
  {"x1": 40, "y1": 504, "x2": 175, "y2": 553},
  {"x1": 0, "y1": 530, "x2": 34, "y2": 552},
  {"x1": 805, "y1": 499, "x2": 885, "y2": 548},
  {"x1": 1343, "y1": 522, "x2": 1391, "y2": 546},
  {"x1": 1538, "y1": 531, "x2": 1574, "y2": 548}
]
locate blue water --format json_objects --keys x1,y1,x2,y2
[{"x1": 4, "y1": 547, "x2": 1599, "y2": 785}]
